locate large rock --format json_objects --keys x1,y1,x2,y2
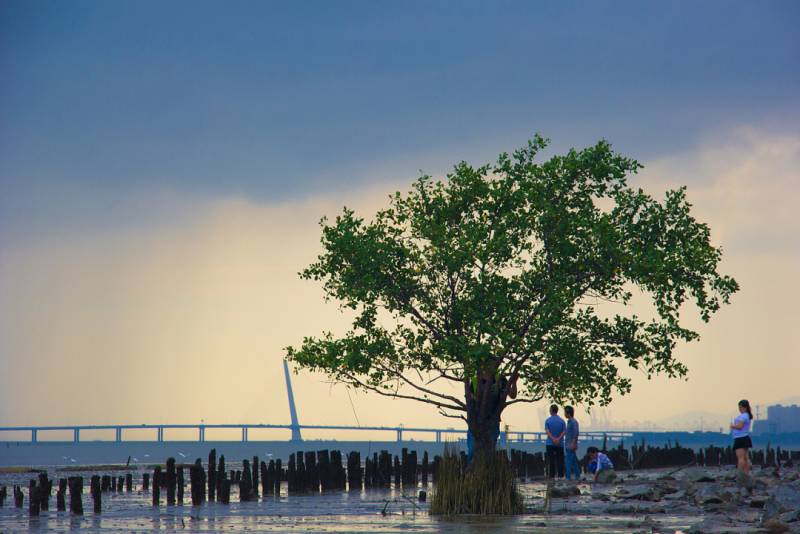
[
  {"x1": 596, "y1": 470, "x2": 618, "y2": 484},
  {"x1": 693, "y1": 484, "x2": 735, "y2": 505},
  {"x1": 736, "y1": 470, "x2": 755, "y2": 491},
  {"x1": 779, "y1": 510, "x2": 800, "y2": 523},
  {"x1": 616, "y1": 484, "x2": 659, "y2": 501},
  {"x1": 772, "y1": 484, "x2": 800, "y2": 512},
  {"x1": 762, "y1": 519, "x2": 790, "y2": 533},
  {"x1": 663, "y1": 489, "x2": 687, "y2": 501},
  {"x1": 686, "y1": 518, "x2": 732, "y2": 533},
  {"x1": 603, "y1": 502, "x2": 665, "y2": 514},
  {"x1": 761, "y1": 466, "x2": 780, "y2": 478},
  {"x1": 762, "y1": 497, "x2": 782, "y2": 523},
  {"x1": 683, "y1": 467, "x2": 716, "y2": 483},
  {"x1": 550, "y1": 484, "x2": 581, "y2": 498}
]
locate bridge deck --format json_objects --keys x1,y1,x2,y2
[{"x1": 0, "y1": 423, "x2": 632, "y2": 444}]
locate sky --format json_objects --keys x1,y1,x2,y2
[{"x1": 1, "y1": 1, "x2": 798, "y2": 439}]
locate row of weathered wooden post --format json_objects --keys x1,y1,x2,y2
[{"x1": 6, "y1": 444, "x2": 799, "y2": 516}]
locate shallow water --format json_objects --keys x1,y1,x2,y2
[{"x1": 0, "y1": 466, "x2": 699, "y2": 532}]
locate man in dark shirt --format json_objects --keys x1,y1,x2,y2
[{"x1": 564, "y1": 405, "x2": 581, "y2": 480}]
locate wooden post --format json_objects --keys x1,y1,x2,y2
[
  {"x1": 125, "y1": 473, "x2": 133, "y2": 492},
  {"x1": 331, "y1": 450, "x2": 346, "y2": 490},
  {"x1": 166, "y1": 458, "x2": 176, "y2": 505},
  {"x1": 216, "y1": 455, "x2": 225, "y2": 497},
  {"x1": 260, "y1": 461, "x2": 268, "y2": 497},
  {"x1": 90, "y1": 475, "x2": 101, "y2": 514},
  {"x1": 14, "y1": 485, "x2": 23, "y2": 508},
  {"x1": 347, "y1": 451, "x2": 361, "y2": 491},
  {"x1": 401, "y1": 448, "x2": 408, "y2": 486},
  {"x1": 220, "y1": 478, "x2": 231, "y2": 505},
  {"x1": 56, "y1": 479, "x2": 66, "y2": 511},
  {"x1": 274, "y1": 459, "x2": 282, "y2": 495},
  {"x1": 177, "y1": 466, "x2": 184, "y2": 504},
  {"x1": 190, "y1": 458, "x2": 205, "y2": 505},
  {"x1": 422, "y1": 451, "x2": 429, "y2": 485},
  {"x1": 0, "y1": 485, "x2": 5, "y2": 507},
  {"x1": 409, "y1": 450, "x2": 418, "y2": 487},
  {"x1": 189, "y1": 462, "x2": 200, "y2": 505},
  {"x1": 379, "y1": 451, "x2": 391, "y2": 487},
  {"x1": 68, "y1": 477, "x2": 83, "y2": 515},
  {"x1": 28, "y1": 480, "x2": 40, "y2": 517},
  {"x1": 208, "y1": 449, "x2": 216, "y2": 502},
  {"x1": 266, "y1": 460, "x2": 276, "y2": 495},
  {"x1": 307, "y1": 451, "x2": 320, "y2": 493},
  {"x1": 240, "y1": 459, "x2": 253, "y2": 501},
  {"x1": 118, "y1": 476, "x2": 124, "y2": 494},
  {"x1": 317, "y1": 450, "x2": 330, "y2": 491},
  {"x1": 393, "y1": 456, "x2": 401, "y2": 488},
  {"x1": 287, "y1": 454, "x2": 296, "y2": 493},
  {"x1": 37, "y1": 472, "x2": 51, "y2": 511},
  {"x1": 152, "y1": 466, "x2": 161, "y2": 506},
  {"x1": 252, "y1": 456, "x2": 259, "y2": 498},
  {"x1": 142, "y1": 473, "x2": 150, "y2": 491}
]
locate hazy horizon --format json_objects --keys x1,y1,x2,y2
[{"x1": 1, "y1": 1, "x2": 798, "y2": 438}]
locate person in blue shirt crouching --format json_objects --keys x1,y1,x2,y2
[{"x1": 587, "y1": 446, "x2": 616, "y2": 483}]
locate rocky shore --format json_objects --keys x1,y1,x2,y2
[{"x1": 541, "y1": 464, "x2": 800, "y2": 533}]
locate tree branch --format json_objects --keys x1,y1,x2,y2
[
  {"x1": 373, "y1": 361, "x2": 466, "y2": 408},
  {"x1": 339, "y1": 370, "x2": 466, "y2": 412},
  {"x1": 504, "y1": 395, "x2": 543, "y2": 407},
  {"x1": 438, "y1": 408, "x2": 468, "y2": 423}
]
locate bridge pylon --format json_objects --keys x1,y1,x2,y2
[{"x1": 283, "y1": 359, "x2": 302, "y2": 441}]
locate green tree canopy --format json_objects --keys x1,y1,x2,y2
[{"x1": 286, "y1": 135, "x2": 738, "y2": 455}]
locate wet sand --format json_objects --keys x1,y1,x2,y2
[{"x1": 1, "y1": 463, "x2": 798, "y2": 532}]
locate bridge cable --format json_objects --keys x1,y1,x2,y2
[{"x1": 346, "y1": 387, "x2": 361, "y2": 427}]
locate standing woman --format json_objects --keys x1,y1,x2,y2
[{"x1": 730, "y1": 399, "x2": 753, "y2": 474}]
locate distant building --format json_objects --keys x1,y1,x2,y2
[{"x1": 754, "y1": 404, "x2": 800, "y2": 434}]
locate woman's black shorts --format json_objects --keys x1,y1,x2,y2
[{"x1": 733, "y1": 436, "x2": 752, "y2": 450}]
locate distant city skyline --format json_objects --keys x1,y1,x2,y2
[{"x1": 1, "y1": 1, "x2": 798, "y2": 435}]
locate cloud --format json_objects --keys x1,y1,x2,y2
[{"x1": 0, "y1": 127, "x2": 797, "y2": 434}]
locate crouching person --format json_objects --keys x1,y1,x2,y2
[{"x1": 587, "y1": 446, "x2": 616, "y2": 483}]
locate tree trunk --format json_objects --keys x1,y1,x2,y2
[{"x1": 465, "y1": 373, "x2": 509, "y2": 465}]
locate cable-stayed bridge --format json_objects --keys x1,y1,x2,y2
[{"x1": 0, "y1": 360, "x2": 633, "y2": 444}]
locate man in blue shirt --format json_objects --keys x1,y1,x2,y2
[
  {"x1": 544, "y1": 404, "x2": 566, "y2": 479},
  {"x1": 564, "y1": 405, "x2": 580, "y2": 480}
]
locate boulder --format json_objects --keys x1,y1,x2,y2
[
  {"x1": 663, "y1": 489, "x2": 687, "y2": 501},
  {"x1": 596, "y1": 470, "x2": 618, "y2": 484},
  {"x1": 616, "y1": 484, "x2": 659, "y2": 501},
  {"x1": 779, "y1": 510, "x2": 800, "y2": 524},
  {"x1": 762, "y1": 519, "x2": 790, "y2": 533},
  {"x1": 736, "y1": 471, "x2": 755, "y2": 491},
  {"x1": 550, "y1": 484, "x2": 581, "y2": 498},
  {"x1": 762, "y1": 497, "x2": 782, "y2": 523},
  {"x1": 773, "y1": 484, "x2": 800, "y2": 512},
  {"x1": 683, "y1": 468, "x2": 716, "y2": 483},
  {"x1": 603, "y1": 502, "x2": 665, "y2": 514},
  {"x1": 693, "y1": 484, "x2": 734, "y2": 505},
  {"x1": 761, "y1": 467, "x2": 780, "y2": 478},
  {"x1": 686, "y1": 518, "x2": 728, "y2": 533}
]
